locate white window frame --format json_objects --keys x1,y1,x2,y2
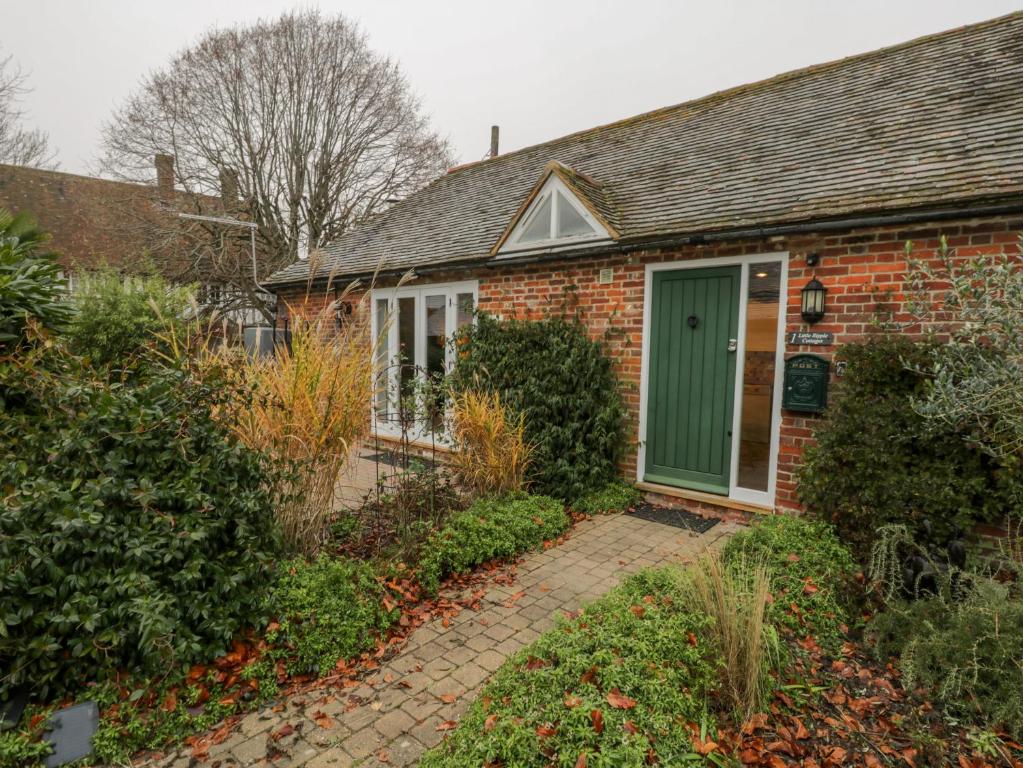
[
  {"x1": 636, "y1": 251, "x2": 789, "y2": 508},
  {"x1": 370, "y1": 279, "x2": 479, "y2": 440},
  {"x1": 496, "y1": 175, "x2": 612, "y2": 257}
]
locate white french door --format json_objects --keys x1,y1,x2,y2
[{"x1": 370, "y1": 280, "x2": 478, "y2": 439}]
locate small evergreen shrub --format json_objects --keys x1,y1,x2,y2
[
  {"x1": 797, "y1": 336, "x2": 1015, "y2": 558},
  {"x1": 0, "y1": 352, "x2": 282, "y2": 700},
  {"x1": 722, "y1": 515, "x2": 855, "y2": 648},
  {"x1": 869, "y1": 580, "x2": 1023, "y2": 740},
  {"x1": 418, "y1": 494, "x2": 569, "y2": 593},
  {"x1": 450, "y1": 314, "x2": 626, "y2": 501},
  {"x1": 0, "y1": 209, "x2": 73, "y2": 348},
  {"x1": 266, "y1": 556, "x2": 398, "y2": 676},
  {"x1": 571, "y1": 480, "x2": 642, "y2": 515},
  {"x1": 65, "y1": 269, "x2": 192, "y2": 369},
  {"x1": 0, "y1": 732, "x2": 50, "y2": 768},
  {"x1": 420, "y1": 568, "x2": 717, "y2": 767}
]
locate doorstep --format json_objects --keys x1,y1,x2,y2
[{"x1": 636, "y1": 480, "x2": 774, "y2": 516}]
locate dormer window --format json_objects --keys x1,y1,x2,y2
[{"x1": 495, "y1": 168, "x2": 615, "y2": 256}]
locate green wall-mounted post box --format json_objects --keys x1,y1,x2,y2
[{"x1": 783, "y1": 354, "x2": 830, "y2": 413}]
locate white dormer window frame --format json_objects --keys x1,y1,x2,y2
[{"x1": 496, "y1": 175, "x2": 612, "y2": 256}]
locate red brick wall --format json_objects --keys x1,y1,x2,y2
[{"x1": 277, "y1": 213, "x2": 1022, "y2": 512}]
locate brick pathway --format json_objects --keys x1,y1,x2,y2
[{"x1": 148, "y1": 513, "x2": 739, "y2": 768}]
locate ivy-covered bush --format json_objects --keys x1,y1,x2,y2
[
  {"x1": 419, "y1": 493, "x2": 569, "y2": 593},
  {"x1": 797, "y1": 336, "x2": 1015, "y2": 558},
  {"x1": 0, "y1": 351, "x2": 283, "y2": 700},
  {"x1": 265, "y1": 556, "x2": 398, "y2": 676},
  {"x1": 450, "y1": 314, "x2": 626, "y2": 500},
  {"x1": 722, "y1": 515, "x2": 855, "y2": 648},
  {"x1": 65, "y1": 269, "x2": 193, "y2": 369}
]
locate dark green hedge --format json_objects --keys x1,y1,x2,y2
[
  {"x1": 450, "y1": 314, "x2": 626, "y2": 500},
  {"x1": 0, "y1": 353, "x2": 282, "y2": 700},
  {"x1": 797, "y1": 336, "x2": 1016, "y2": 558}
]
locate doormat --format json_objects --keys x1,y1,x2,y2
[{"x1": 626, "y1": 502, "x2": 720, "y2": 533}]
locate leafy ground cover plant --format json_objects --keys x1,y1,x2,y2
[
  {"x1": 0, "y1": 350, "x2": 282, "y2": 701},
  {"x1": 420, "y1": 568, "x2": 718, "y2": 768},
  {"x1": 797, "y1": 336, "x2": 1013, "y2": 560},
  {"x1": 448, "y1": 388, "x2": 533, "y2": 497},
  {"x1": 418, "y1": 494, "x2": 569, "y2": 593},
  {"x1": 571, "y1": 480, "x2": 642, "y2": 515},
  {"x1": 722, "y1": 515, "x2": 856, "y2": 649},
  {"x1": 450, "y1": 314, "x2": 626, "y2": 501},
  {"x1": 262, "y1": 555, "x2": 399, "y2": 677}
]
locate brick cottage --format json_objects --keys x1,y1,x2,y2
[{"x1": 265, "y1": 13, "x2": 1023, "y2": 516}]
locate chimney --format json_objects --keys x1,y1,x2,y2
[
  {"x1": 490, "y1": 125, "x2": 499, "y2": 158},
  {"x1": 155, "y1": 153, "x2": 174, "y2": 198},
  {"x1": 219, "y1": 167, "x2": 239, "y2": 207}
]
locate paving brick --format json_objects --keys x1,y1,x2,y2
[{"x1": 374, "y1": 707, "x2": 416, "y2": 739}]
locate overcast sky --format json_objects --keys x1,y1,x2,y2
[{"x1": 4, "y1": 0, "x2": 1021, "y2": 176}]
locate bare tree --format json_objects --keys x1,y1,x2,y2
[
  {"x1": 100, "y1": 9, "x2": 452, "y2": 321},
  {"x1": 0, "y1": 55, "x2": 57, "y2": 169}
]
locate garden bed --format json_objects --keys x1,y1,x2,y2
[{"x1": 421, "y1": 517, "x2": 1023, "y2": 768}]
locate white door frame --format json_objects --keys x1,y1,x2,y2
[{"x1": 636, "y1": 251, "x2": 789, "y2": 508}]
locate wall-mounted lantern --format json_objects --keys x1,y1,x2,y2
[{"x1": 800, "y1": 278, "x2": 827, "y2": 324}]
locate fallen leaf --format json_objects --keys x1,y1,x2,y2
[
  {"x1": 564, "y1": 694, "x2": 582, "y2": 708},
  {"x1": 623, "y1": 720, "x2": 639, "y2": 735},
  {"x1": 536, "y1": 724, "x2": 557, "y2": 738},
  {"x1": 436, "y1": 720, "x2": 458, "y2": 731},
  {"x1": 311, "y1": 711, "x2": 334, "y2": 730},
  {"x1": 629, "y1": 605, "x2": 646, "y2": 618},
  {"x1": 440, "y1": 693, "x2": 459, "y2": 704},
  {"x1": 484, "y1": 714, "x2": 498, "y2": 732},
  {"x1": 591, "y1": 709, "x2": 604, "y2": 735},
  {"x1": 575, "y1": 753, "x2": 588, "y2": 768},
  {"x1": 607, "y1": 690, "x2": 637, "y2": 709},
  {"x1": 271, "y1": 724, "x2": 295, "y2": 741},
  {"x1": 161, "y1": 691, "x2": 177, "y2": 712},
  {"x1": 377, "y1": 749, "x2": 390, "y2": 762}
]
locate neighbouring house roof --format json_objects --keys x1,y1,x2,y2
[
  {"x1": 0, "y1": 163, "x2": 225, "y2": 277},
  {"x1": 267, "y1": 12, "x2": 1023, "y2": 288}
]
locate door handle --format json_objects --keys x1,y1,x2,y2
[{"x1": 727, "y1": 339, "x2": 738, "y2": 352}]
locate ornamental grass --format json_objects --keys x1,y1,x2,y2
[
  {"x1": 448, "y1": 388, "x2": 533, "y2": 498},
  {"x1": 224, "y1": 282, "x2": 378, "y2": 555}
]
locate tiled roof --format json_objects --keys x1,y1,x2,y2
[{"x1": 267, "y1": 12, "x2": 1023, "y2": 287}]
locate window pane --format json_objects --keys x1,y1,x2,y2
[
  {"x1": 556, "y1": 191, "x2": 594, "y2": 238},
  {"x1": 397, "y1": 297, "x2": 417, "y2": 405},
  {"x1": 517, "y1": 194, "x2": 552, "y2": 243},
  {"x1": 425, "y1": 294, "x2": 447, "y2": 431},
  {"x1": 455, "y1": 292, "x2": 474, "y2": 328},
  {"x1": 737, "y1": 262, "x2": 781, "y2": 492},
  {"x1": 374, "y1": 298, "x2": 389, "y2": 416}
]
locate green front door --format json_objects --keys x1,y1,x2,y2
[{"x1": 645, "y1": 266, "x2": 741, "y2": 493}]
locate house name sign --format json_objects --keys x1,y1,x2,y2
[{"x1": 787, "y1": 331, "x2": 834, "y2": 346}]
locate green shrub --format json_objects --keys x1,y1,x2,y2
[
  {"x1": 419, "y1": 494, "x2": 569, "y2": 593},
  {"x1": 869, "y1": 579, "x2": 1023, "y2": 739},
  {"x1": 450, "y1": 314, "x2": 626, "y2": 501},
  {"x1": 722, "y1": 515, "x2": 855, "y2": 648},
  {"x1": 65, "y1": 269, "x2": 193, "y2": 369},
  {"x1": 797, "y1": 336, "x2": 1014, "y2": 558},
  {"x1": 266, "y1": 556, "x2": 398, "y2": 676},
  {"x1": 571, "y1": 480, "x2": 642, "y2": 515},
  {"x1": 0, "y1": 351, "x2": 282, "y2": 700},
  {"x1": 0, "y1": 209, "x2": 73, "y2": 348},
  {"x1": 0, "y1": 732, "x2": 50, "y2": 768},
  {"x1": 420, "y1": 568, "x2": 718, "y2": 768}
]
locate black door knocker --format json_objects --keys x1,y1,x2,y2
[{"x1": 687, "y1": 314, "x2": 699, "y2": 329}]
